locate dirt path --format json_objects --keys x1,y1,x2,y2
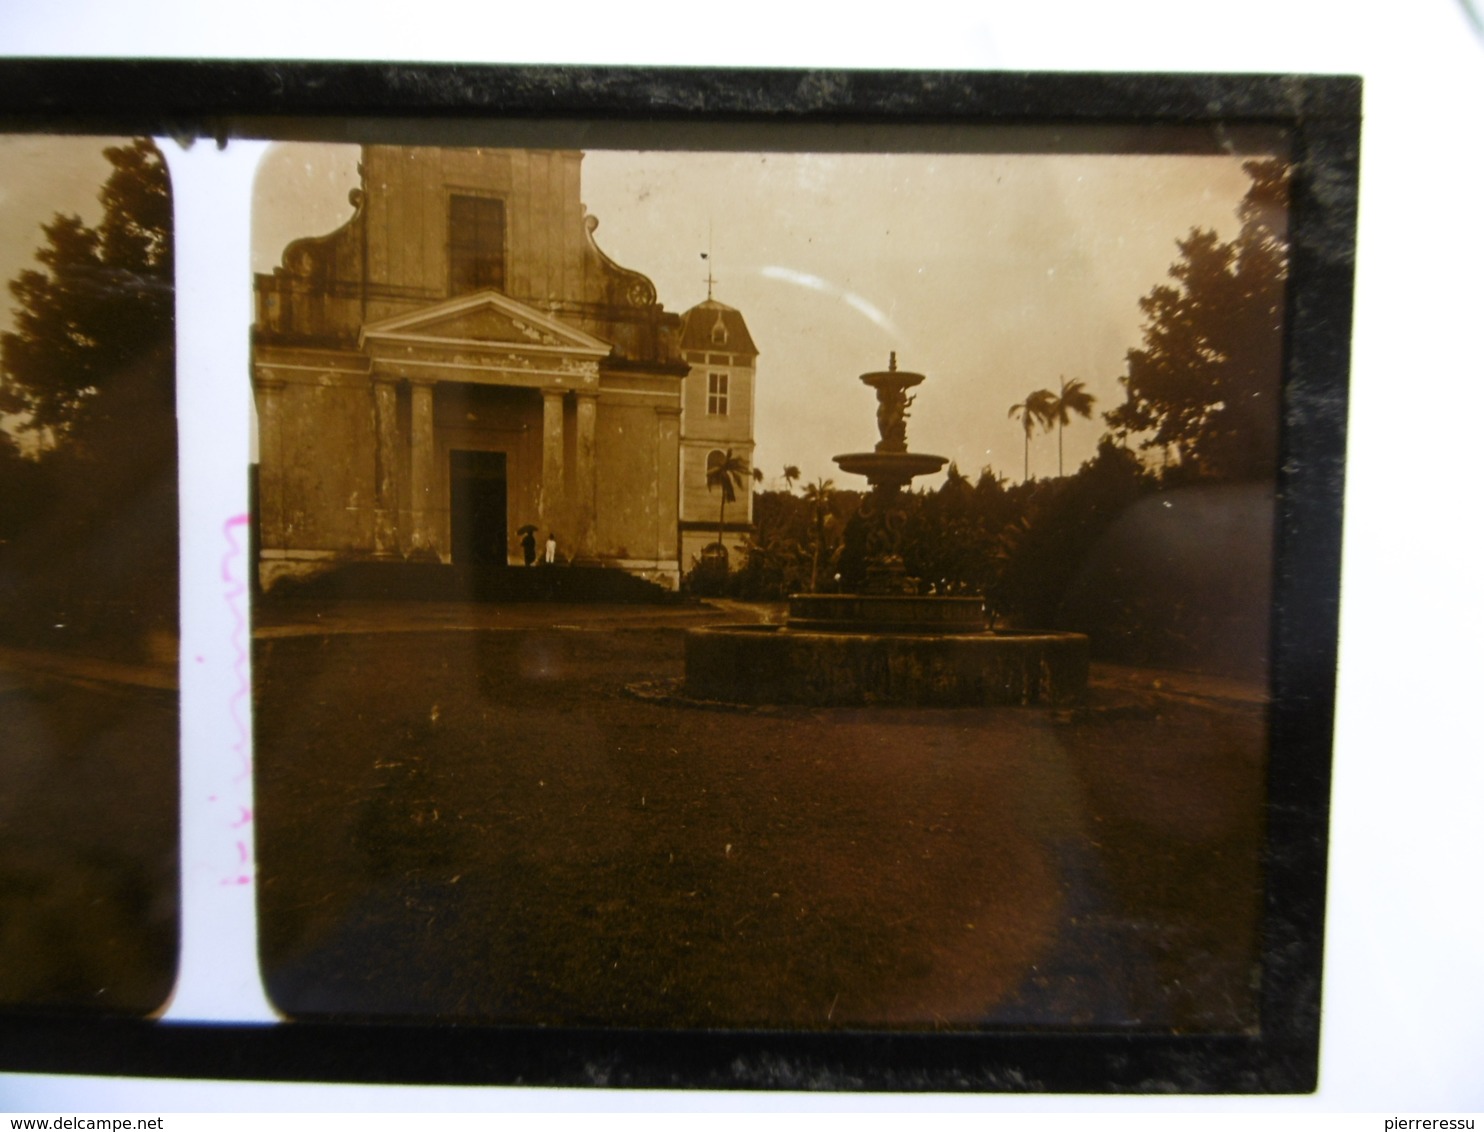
[
  {"x1": 0, "y1": 664, "x2": 178, "y2": 1013},
  {"x1": 0, "y1": 643, "x2": 176, "y2": 692}
]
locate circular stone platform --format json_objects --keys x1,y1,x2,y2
[{"x1": 684, "y1": 624, "x2": 1089, "y2": 708}]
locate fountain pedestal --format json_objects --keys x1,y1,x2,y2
[{"x1": 683, "y1": 355, "x2": 1088, "y2": 707}]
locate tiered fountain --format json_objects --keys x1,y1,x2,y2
[{"x1": 684, "y1": 356, "x2": 1088, "y2": 707}]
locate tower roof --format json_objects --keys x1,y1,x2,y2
[{"x1": 678, "y1": 298, "x2": 757, "y2": 357}]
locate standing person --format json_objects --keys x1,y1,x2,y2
[
  {"x1": 521, "y1": 528, "x2": 537, "y2": 567},
  {"x1": 544, "y1": 532, "x2": 557, "y2": 565}
]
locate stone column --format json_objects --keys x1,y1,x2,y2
[
  {"x1": 372, "y1": 378, "x2": 401, "y2": 557},
  {"x1": 539, "y1": 388, "x2": 566, "y2": 550},
  {"x1": 408, "y1": 379, "x2": 439, "y2": 559},
  {"x1": 573, "y1": 391, "x2": 598, "y2": 560},
  {"x1": 254, "y1": 376, "x2": 286, "y2": 553}
]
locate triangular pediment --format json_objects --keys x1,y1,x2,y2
[{"x1": 360, "y1": 290, "x2": 611, "y2": 356}]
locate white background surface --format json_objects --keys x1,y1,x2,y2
[{"x1": 1, "y1": 0, "x2": 1481, "y2": 1114}]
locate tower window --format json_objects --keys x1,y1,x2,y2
[
  {"x1": 711, "y1": 318, "x2": 728, "y2": 345},
  {"x1": 449, "y1": 194, "x2": 506, "y2": 295},
  {"x1": 707, "y1": 372, "x2": 729, "y2": 415}
]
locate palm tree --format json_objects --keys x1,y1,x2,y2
[
  {"x1": 801, "y1": 476, "x2": 836, "y2": 592},
  {"x1": 1045, "y1": 376, "x2": 1096, "y2": 477},
  {"x1": 1008, "y1": 388, "x2": 1056, "y2": 482},
  {"x1": 782, "y1": 464, "x2": 800, "y2": 493},
  {"x1": 706, "y1": 448, "x2": 751, "y2": 560}
]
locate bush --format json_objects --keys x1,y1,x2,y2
[{"x1": 682, "y1": 554, "x2": 731, "y2": 598}]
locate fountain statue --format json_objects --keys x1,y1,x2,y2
[
  {"x1": 684, "y1": 357, "x2": 1088, "y2": 706},
  {"x1": 827, "y1": 352, "x2": 961, "y2": 603}
]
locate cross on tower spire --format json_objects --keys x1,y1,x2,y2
[{"x1": 701, "y1": 221, "x2": 716, "y2": 300}]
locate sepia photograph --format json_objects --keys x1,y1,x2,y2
[
  {"x1": 0, "y1": 134, "x2": 179, "y2": 1015},
  {"x1": 5, "y1": 0, "x2": 1483, "y2": 1111},
  {"x1": 249, "y1": 129, "x2": 1293, "y2": 1033}
]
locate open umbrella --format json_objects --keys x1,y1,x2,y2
[{"x1": 516, "y1": 523, "x2": 539, "y2": 536}]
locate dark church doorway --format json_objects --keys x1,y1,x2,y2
[{"x1": 449, "y1": 450, "x2": 508, "y2": 566}]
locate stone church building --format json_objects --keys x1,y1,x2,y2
[{"x1": 252, "y1": 145, "x2": 756, "y2": 591}]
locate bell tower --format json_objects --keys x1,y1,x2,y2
[{"x1": 675, "y1": 291, "x2": 759, "y2": 573}]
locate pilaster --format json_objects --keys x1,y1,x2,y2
[
  {"x1": 408, "y1": 378, "x2": 439, "y2": 559},
  {"x1": 372, "y1": 378, "x2": 402, "y2": 557},
  {"x1": 573, "y1": 391, "x2": 598, "y2": 559},
  {"x1": 540, "y1": 388, "x2": 566, "y2": 547},
  {"x1": 255, "y1": 375, "x2": 286, "y2": 551}
]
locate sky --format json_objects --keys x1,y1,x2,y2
[{"x1": 253, "y1": 137, "x2": 1279, "y2": 491}]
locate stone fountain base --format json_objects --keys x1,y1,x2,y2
[{"x1": 684, "y1": 623, "x2": 1088, "y2": 707}]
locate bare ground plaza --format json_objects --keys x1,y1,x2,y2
[
  {"x1": 252, "y1": 598, "x2": 1266, "y2": 1031},
  {"x1": 0, "y1": 649, "x2": 177, "y2": 1014}
]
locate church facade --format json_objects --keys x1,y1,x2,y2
[{"x1": 252, "y1": 145, "x2": 757, "y2": 591}]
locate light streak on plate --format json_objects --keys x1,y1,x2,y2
[{"x1": 758, "y1": 265, "x2": 902, "y2": 339}]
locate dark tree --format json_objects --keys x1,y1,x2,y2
[
  {"x1": 799, "y1": 477, "x2": 838, "y2": 592},
  {"x1": 992, "y1": 438, "x2": 1153, "y2": 629},
  {"x1": 0, "y1": 431, "x2": 51, "y2": 547},
  {"x1": 1045, "y1": 376, "x2": 1096, "y2": 478},
  {"x1": 1008, "y1": 388, "x2": 1056, "y2": 482},
  {"x1": 705, "y1": 448, "x2": 751, "y2": 559},
  {"x1": 732, "y1": 482, "x2": 861, "y2": 599},
  {"x1": 733, "y1": 505, "x2": 807, "y2": 600},
  {"x1": 901, "y1": 463, "x2": 985, "y2": 594},
  {"x1": 2, "y1": 139, "x2": 173, "y2": 451},
  {"x1": 0, "y1": 139, "x2": 176, "y2": 657},
  {"x1": 1105, "y1": 159, "x2": 1289, "y2": 482}
]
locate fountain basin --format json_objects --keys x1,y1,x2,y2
[
  {"x1": 685, "y1": 623, "x2": 1088, "y2": 707},
  {"x1": 833, "y1": 451, "x2": 947, "y2": 487}
]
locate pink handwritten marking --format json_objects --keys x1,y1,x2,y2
[
  {"x1": 222, "y1": 514, "x2": 252, "y2": 786},
  {"x1": 221, "y1": 514, "x2": 255, "y2": 892}
]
